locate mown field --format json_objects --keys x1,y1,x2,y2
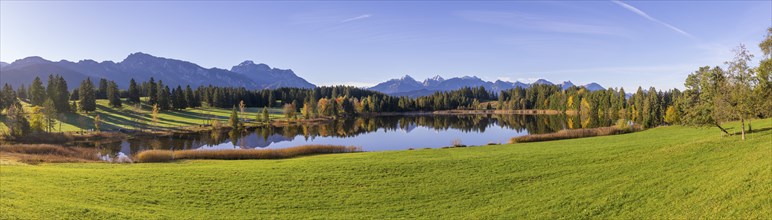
[
  {"x1": 0, "y1": 99, "x2": 284, "y2": 134},
  {"x1": 0, "y1": 120, "x2": 770, "y2": 219}
]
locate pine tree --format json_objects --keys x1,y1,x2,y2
[
  {"x1": 70, "y1": 89, "x2": 79, "y2": 101},
  {"x1": 29, "y1": 76, "x2": 46, "y2": 106},
  {"x1": 1, "y1": 84, "x2": 17, "y2": 112},
  {"x1": 107, "y1": 81, "x2": 122, "y2": 108},
  {"x1": 78, "y1": 78, "x2": 97, "y2": 113},
  {"x1": 184, "y1": 85, "x2": 196, "y2": 108},
  {"x1": 148, "y1": 77, "x2": 158, "y2": 105},
  {"x1": 55, "y1": 76, "x2": 70, "y2": 112},
  {"x1": 96, "y1": 78, "x2": 108, "y2": 99},
  {"x1": 128, "y1": 78, "x2": 140, "y2": 103},
  {"x1": 17, "y1": 84, "x2": 26, "y2": 101},
  {"x1": 157, "y1": 81, "x2": 170, "y2": 111}
]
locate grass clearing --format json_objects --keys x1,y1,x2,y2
[
  {"x1": 0, "y1": 99, "x2": 285, "y2": 135},
  {"x1": 0, "y1": 119, "x2": 770, "y2": 218}
]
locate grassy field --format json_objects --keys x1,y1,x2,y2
[
  {"x1": 0, "y1": 99, "x2": 285, "y2": 134},
  {"x1": 0, "y1": 119, "x2": 770, "y2": 218}
]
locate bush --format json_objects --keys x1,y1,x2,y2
[{"x1": 136, "y1": 150, "x2": 174, "y2": 162}]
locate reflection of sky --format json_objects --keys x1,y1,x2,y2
[{"x1": 207, "y1": 125, "x2": 528, "y2": 151}]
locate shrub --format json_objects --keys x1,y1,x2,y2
[{"x1": 136, "y1": 150, "x2": 175, "y2": 162}]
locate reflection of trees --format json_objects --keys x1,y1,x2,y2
[{"x1": 94, "y1": 114, "x2": 614, "y2": 156}]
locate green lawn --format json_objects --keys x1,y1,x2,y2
[
  {"x1": 1, "y1": 120, "x2": 770, "y2": 219},
  {"x1": 0, "y1": 99, "x2": 285, "y2": 133}
]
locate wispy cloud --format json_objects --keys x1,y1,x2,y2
[
  {"x1": 341, "y1": 14, "x2": 371, "y2": 23},
  {"x1": 455, "y1": 10, "x2": 629, "y2": 37},
  {"x1": 611, "y1": 0, "x2": 694, "y2": 38}
]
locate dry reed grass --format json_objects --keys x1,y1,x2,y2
[
  {"x1": 509, "y1": 125, "x2": 641, "y2": 144},
  {"x1": 4, "y1": 132, "x2": 126, "y2": 144},
  {"x1": 137, "y1": 145, "x2": 361, "y2": 163},
  {"x1": 0, "y1": 144, "x2": 100, "y2": 164}
]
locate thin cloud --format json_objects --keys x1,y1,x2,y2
[
  {"x1": 341, "y1": 14, "x2": 371, "y2": 23},
  {"x1": 612, "y1": 0, "x2": 694, "y2": 38},
  {"x1": 455, "y1": 10, "x2": 629, "y2": 37}
]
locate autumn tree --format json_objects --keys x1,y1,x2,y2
[
  {"x1": 664, "y1": 105, "x2": 679, "y2": 125},
  {"x1": 262, "y1": 107, "x2": 270, "y2": 122},
  {"x1": 5, "y1": 103, "x2": 30, "y2": 136},
  {"x1": 229, "y1": 106, "x2": 239, "y2": 129},
  {"x1": 42, "y1": 99, "x2": 58, "y2": 132},
  {"x1": 29, "y1": 106, "x2": 45, "y2": 133}
]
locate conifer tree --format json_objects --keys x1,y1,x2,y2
[
  {"x1": 97, "y1": 78, "x2": 109, "y2": 99},
  {"x1": 107, "y1": 81, "x2": 122, "y2": 108},
  {"x1": 128, "y1": 78, "x2": 141, "y2": 103},
  {"x1": 78, "y1": 78, "x2": 97, "y2": 113},
  {"x1": 29, "y1": 76, "x2": 46, "y2": 106}
]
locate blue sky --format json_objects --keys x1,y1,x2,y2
[{"x1": 1, "y1": 1, "x2": 769, "y2": 90}]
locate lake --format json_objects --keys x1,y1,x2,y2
[{"x1": 83, "y1": 114, "x2": 611, "y2": 157}]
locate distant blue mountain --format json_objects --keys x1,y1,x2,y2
[
  {"x1": 0, "y1": 52, "x2": 316, "y2": 89},
  {"x1": 368, "y1": 75, "x2": 605, "y2": 96}
]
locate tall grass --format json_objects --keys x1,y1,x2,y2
[
  {"x1": 136, "y1": 145, "x2": 361, "y2": 162},
  {"x1": 0, "y1": 144, "x2": 100, "y2": 163},
  {"x1": 509, "y1": 125, "x2": 641, "y2": 143},
  {"x1": 2, "y1": 132, "x2": 126, "y2": 144}
]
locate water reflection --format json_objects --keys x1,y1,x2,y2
[{"x1": 78, "y1": 114, "x2": 611, "y2": 156}]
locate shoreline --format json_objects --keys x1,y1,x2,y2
[{"x1": 0, "y1": 109, "x2": 564, "y2": 145}]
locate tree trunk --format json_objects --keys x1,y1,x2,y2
[
  {"x1": 741, "y1": 118, "x2": 746, "y2": 141},
  {"x1": 715, "y1": 122, "x2": 730, "y2": 135}
]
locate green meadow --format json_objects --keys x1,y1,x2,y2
[
  {"x1": 1, "y1": 119, "x2": 769, "y2": 219},
  {"x1": 0, "y1": 99, "x2": 284, "y2": 134}
]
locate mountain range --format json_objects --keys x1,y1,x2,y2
[
  {"x1": 368, "y1": 75, "x2": 605, "y2": 97},
  {"x1": 1, "y1": 52, "x2": 604, "y2": 97},
  {"x1": 0, "y1": 52, "x2": 315, "y2": 89}
]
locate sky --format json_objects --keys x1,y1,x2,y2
[{"x1": 1, "y1": 1, "x2": 770, "y2": 90}]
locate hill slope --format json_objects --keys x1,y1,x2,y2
[{"x1": 1, "y1": 120, "x2": 770, "y2": 219}]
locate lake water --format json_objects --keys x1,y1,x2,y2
[{"x1": 85, "y1": 114, "x2": 608, "y2": 157}]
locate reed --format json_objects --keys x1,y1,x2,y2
[
  {"x1": 136, "y1": 145, "x2": 361, "y2": 162},
  {"x1": 509, "y1": 125, "x2": 641, "y2": 143},
  {"x1": 0, "y1": 144, "x2": 100, "y2": 163},
  {"x1": 4, "y1": 132, "x2": 126, "y2": 144}
]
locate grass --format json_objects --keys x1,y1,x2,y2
[
  {"x1": 0, "y1": 119, "x2": 770, "y2": 219},
  {"x1": 509, "y1": 125, "x2": 641, "y2": 143},
  {"x1": 136, "y1": 145, "x2": 361, "y2": 162},
  {"x1": 0, "y1": 98, "x2": 285, "y2": 135},
  {"x1": 0, "y1": 144, "x2": 99, "y2": 164}
]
